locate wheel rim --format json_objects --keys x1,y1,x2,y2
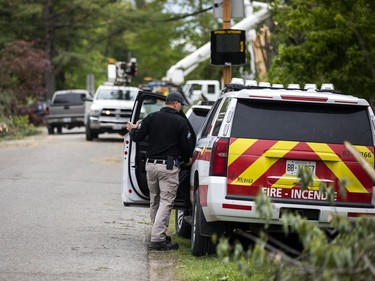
[
  {"x1": 191, "y1": 201, "x2": 197, "y2": 249},
  {"x1": 177, "y1": 209, "x2": 184, "y2": 230}
]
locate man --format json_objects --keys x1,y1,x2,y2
[{"x1": 126, "y1": 92, "x2": 194, "y2": 251}]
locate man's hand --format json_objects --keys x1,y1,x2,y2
[
  {"x1": 126, "y1": 121, "x2": 139, "y2": 132},
  {"x1": 179, "y1": 158, "x2": 193, "y2": 168}
]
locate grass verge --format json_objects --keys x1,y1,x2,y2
[{"x1": 170, "y1": 210, "x2": 272, "y2": 281}]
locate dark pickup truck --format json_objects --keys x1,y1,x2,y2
[{"x1": 45, "y1": 89, "x2": 90, "y2": 134}]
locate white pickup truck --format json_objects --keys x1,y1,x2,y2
[
  {"x1": 84, "y1": 84, "x2": 140, "y2": 141},
  {"x1": 45, "y1": 89, "x2": 90, "y2": 134}
]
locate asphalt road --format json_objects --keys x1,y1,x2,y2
[{"x1": 0, "y1": 128, "x2": 152, "y2": 281}]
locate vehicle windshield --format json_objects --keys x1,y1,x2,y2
[
  {"x1": 96, "y1": 89, "x2": 137, "y2": 101},
  {"x1": 232, "y1": 99, "x2": 373, "y2": 145}
]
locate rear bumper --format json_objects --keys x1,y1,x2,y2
[
  {"x1": 46, "y1": 116, "x2": 84, "y2": 126},
  {"x1": 200, "y1": 178, "x2": 375, "y2": 226}
]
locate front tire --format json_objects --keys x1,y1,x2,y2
[
  {"x1": 191, "y1": 190, "x2": 212, "y2": 256},
  {"x1": 85, "y1": 120, "x2": 98, "y2": 141}
]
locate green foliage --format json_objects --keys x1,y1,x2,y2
[
  {"x1": 0, "y1": 115, "x2": 39, "y2": 140},
  {"x1": 269, "y1": 0, "x2": 375, "y2": 98},
  {"x1": 255, "y1": 189, "x2": 273, "y2": 226},
  {"x1": 217, "y1": 167, "x2": 375, "y2": 280},
  {"x1": 0, "y1": 89, "x2": 14, "y2": 117},
  {"x1": 276, "y1": 214, "x2": 375, "y2": 281},
  {"x1": 2, "y1": 0, "x2": 374, "y2": 104},
  {"x1": 0, "y1": 0, "x2": 223, "y2": 98}
]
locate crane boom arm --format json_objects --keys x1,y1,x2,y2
[{"x1": 165, "y1": 1, "x2": 270, "y2": 85}]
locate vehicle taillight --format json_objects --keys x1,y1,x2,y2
[
  {"x1": 209, "y1": 137, "x2": 229, "y2": 176},
  {"x1": 45, "y1": 106, "x2": 49, "y2": 115}
]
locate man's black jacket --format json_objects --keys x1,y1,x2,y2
[{"x1": 129, "y1": 107, "x2": 194, "y2": 162}]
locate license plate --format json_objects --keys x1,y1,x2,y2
[
  {"x1": 63, "y1": 117, "x2": 71, "y2": 122},
  {"x1": 113, "y1": 125, "x2": 123, "y2": 130},
  {"x1": 286, "y1": 160, "x2": 316, "y2": 176}
]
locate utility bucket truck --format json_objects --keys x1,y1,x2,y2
[{"x1": 164, "y1": 1, "x2": 270, "y2": 104}]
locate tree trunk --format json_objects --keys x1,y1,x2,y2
[{"x1": 44, "y1": 0, "x2": 55, "y2": 101}]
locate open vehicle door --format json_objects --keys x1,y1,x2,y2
[{"x1": 121, "y1": 90, "x2": 196, "y2": 209}]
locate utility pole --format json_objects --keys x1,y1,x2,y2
[{"x1": 222, "y1": 0, "x2": 232, "y2": 85}]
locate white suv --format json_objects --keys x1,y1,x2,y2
[{"x1": 188, "y1": 80, "x2": 375, "y2": 256}]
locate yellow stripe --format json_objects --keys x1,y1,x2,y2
[
  {"x1": 230, "y1": 141, "x2": 298, "y2": 186},
  {"x1": 307, "y1": 143, "x2": 369, "y2": 193},
  {"x1": 353, "y1": 145, "x2": 374, "y2": 166},
  {"x1": 200, "y1": 146, "x2": 206, "y2": 156},
  {"x1": 228, "y1": 138, "x2": 257, "y2": 166},
  {"x1": 271, "y1": 175, "x2": 322, "y2": 189}
]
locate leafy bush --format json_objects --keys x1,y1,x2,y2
[
  {"x1": 0, "y1": 115, "x2": 40, "y2": 140},
  {"x1": 218, "y1": 167, "x2": 375, "y2": 280}
]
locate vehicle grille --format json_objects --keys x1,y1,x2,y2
[{"x1": 100, "y1": 108, "x2": 132, "y2": 118}]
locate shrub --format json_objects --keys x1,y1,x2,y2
[
  {"x1": 218, "y1": 162, "x2": 375, "y2": 280},
  {"x1": 0, "y1": 115, "x2": 40, "y2": 140}
]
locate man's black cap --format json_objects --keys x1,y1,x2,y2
[{"x1": 166, "y1": 92, "x2": 187, "y2": 105}]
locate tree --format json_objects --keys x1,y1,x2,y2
[
  {"x1": 0, "y1": 0, "x2": 250, "y2": 107},
  {"x1": 0, "y1": 40, "x2": 49, "y2": 115},
  {"x1": 161, "y1": 0, "x2": 243, "y2": 82},
  {"x1": 0, "y1": 0, "x2": 115, "y2": 99},
  {"x1": 124, "y1": 0, "x2": 223, "y2": 85},
  {"x1": 0, "y1": 0, "x2": 218, "y2": 99},
  {"x1": 268, "y1": 0, "x2": 375, "y2": 98}
]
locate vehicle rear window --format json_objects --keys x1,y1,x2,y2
[
  {"x1": 231, "y1": 99, "x2": 373, "y2": 145},
  {"x1": 53, "y1": 93, "x2": 84, "y2": 105}
]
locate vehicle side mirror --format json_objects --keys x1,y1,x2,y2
[{"x1": 82, "y1": 96, "x2": 93, "y2": 102}]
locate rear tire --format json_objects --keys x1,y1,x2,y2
[
  {"x1": 191, "y1": 190, "x2": 212, "y2": 256},
  {"x1": 47, "y1": 126, "x2": 54, "y2": 135},
  {"x1": 175, "y1": 209, "x2": 191, "y2": 238}
]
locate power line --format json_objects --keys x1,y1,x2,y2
[{"x1": 163, "y1": 6, "x2": 213, "y2": 22}]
